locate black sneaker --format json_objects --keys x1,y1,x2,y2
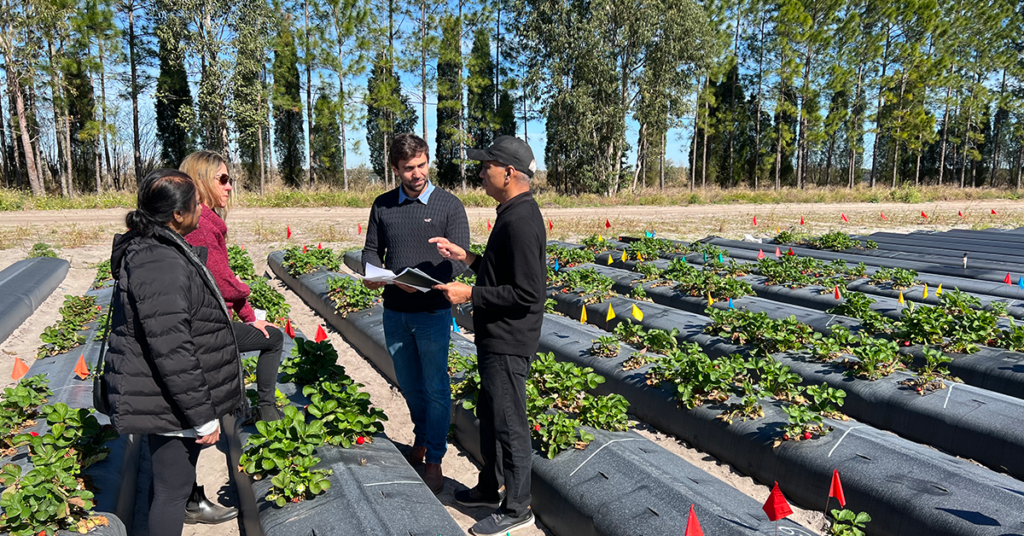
[
  {"x1": 470, "y1": 509, "x2": 535, "y2": 536},
  {"x1": 255, "y1": 405, "x2": 283, "y2": 422},
  {"x1": 454, "y1": 487, "x2": 502, "y2": 509}
]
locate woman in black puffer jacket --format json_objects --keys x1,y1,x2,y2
[{"x1": 104, "y1": 169, "x2": 245, "y2": 536}]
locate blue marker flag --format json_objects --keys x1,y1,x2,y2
[
  {"x1": 728, "y1": 298, "x2": 735, "y2": 309},
  {"x1": 1019, "y1": 276, "x2": 1024, "y2": 289},
  {"x1": 554, "y1": 259, "x2": 560, "y2": 271},
  {"x1": 703, "y1": 253, "x2": 707, "y2": 262},
  {"x1": 645, "y1": 231, "x2": 653, "y2": 238},
  {"x1": 452, "y1": 318, "x2": 460, "y2": 333},
  {"x1": 718, "y1": 253, "x2": 724, "y2": 263}
]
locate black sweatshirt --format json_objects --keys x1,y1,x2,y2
[
  {"x1": 362, "y1": 185, "x2": 471, "y2": 313},
  {"x1": 470, "y1": 191, "x2": 547, "y2": 357}
]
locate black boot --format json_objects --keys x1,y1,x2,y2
[{"x1": 184, "y1": 483, "x2": 238, "y2": 525}]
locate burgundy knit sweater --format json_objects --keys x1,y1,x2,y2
[{"x1": 185, "y1": 205, "x2": 256, "y2": 323}]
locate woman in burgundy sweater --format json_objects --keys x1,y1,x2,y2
[{"x1": 181, "y1": 151, "x2": 284, "y2": 424}]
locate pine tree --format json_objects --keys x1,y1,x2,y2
[
  {"x1": 312, "y1": 87, "x2": 342, "y2": 183},
  {"x1": 231, "y1": 0, "x2": 271, "y2": 191},
  {"x1": 365, "y1": 51, "x2": 417, "y2": 182},
  {"x1": 272, "y1": 13, "x2": 305, "y2": 187},
  {"x1": 434, "y1": 13, "x2": 463, "y2": 189},
  {"x1": 467, "y1": 28, "x2": 495, "y2": 150},
  {"x1": 154, "y1": 17, "x2": 193, "y2": 167}
]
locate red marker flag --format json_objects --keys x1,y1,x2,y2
[
  {"x1": 684, "y1": 504, "x2": 704, "y2": 536},
  {"x1": 358, "y1": 223, "x2": 362, "y2": 234},
  {"x1": 834, "y1": 286, "x2": 841, "y2": 300},
  {"x1": 829, "y1": 469, "x2": 847, "y2": 508},
  {"x1": 315, "y1": 325, "x2": 328, "y2": 343},
  {"x1": 880, "y1": 212, "x2": 887, "y2": 220},
  {"x1": 11, "y1": 357, "x2": 28, "y2": 381},
  {"x1": 757, "y1": 249, "x2": 766, "y2": 260},
  {"x1": 762, "y1": 482, "x2": 793, "y2": 522},
  {"x1": 921, "y1": 211, "x2": 928, "y2": 218},
  {"x1": 799, "y1": 216, "x2": 804, "y2": 225},
  {"x1": 302, "y1": 245, "x2": 308, "y2": 253},
  {"x1": 1005, "y1": 273, "x2": 1012, "y2": 284},
  {"x1": 992, "y1": 209, "x2": 999, "y2": 215},
  {"x1": 605, "y1": 219, "x2": 611, "y2": 229},
  {"x1": 74, "y1": 355, "x2": 89, "y2": 380},
  {"x1": 753, "y1": 216, "x2": 758, "y2": 226},
  {"x1": 775, "y1": 246, "x2": 782, "y2": 258},
  {"x1": 487, "y1": 220, "x2": 492, "y2": 231},
  {"x1": 959, "y1": 210, "x2": 964, "y2": 218},
  {"x1": 317, "y1": 242, "x2": 322, "y2": 249},
  {"x1": 787, "y1": 248, "x2": 795, "y2": 256},
  {"x1": 284, "y1": 319, "x2": 296, "y2": 339},
  {"x1": 287, "y1": 225, "x2": 292, "y2": 238},
  {"x1": 548, "y1": 219, "x2": 554, "y2": 231},
  {"x1": 841, "y1": 213, "x2": 849, "y2": 223}
]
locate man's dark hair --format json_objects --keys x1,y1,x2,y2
[
  {"x1": 389, "y1": 133, "x2": 429, "y2": 169},
  {"x1": 125, "y1": 169, "x2": 196, "y2": 236}
]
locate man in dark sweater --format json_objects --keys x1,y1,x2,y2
[
  {"x1": 362, "y1": 133, "x2": 470, "y2": 493},
  {"x1": 431, "y1": 136, "x2": 545, "y2": 536}
]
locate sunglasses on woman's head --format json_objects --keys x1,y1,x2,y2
[{"x1": 216, "y1": 174, "x2": 232, "y2": 185}]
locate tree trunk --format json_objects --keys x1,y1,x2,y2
[
  {"x1": 869, "y1": 29, "x2": 892, "y2": 188},
  {"x1": 937, "y1": 82, "x2": 951, "y2": 186},
  {"x1": 128, "y1": 5, "x2": 142, "y2": 185},
  {"x1": 890, "y1": 72, "x2": 907, "y2": 188},
  {"x1": 728, "y1": 4, "x2": 742, "y2": 188},
  {"x1": 99, "y1": 41, "x2": 115, "y2": 189},
  {"x1": 304, "y1": 0, "x2": 314, "y2": 186},
  {"x1": 990, "y1": 69, "x2": 1006, "y2": 187},
  {"x1": 9, "y1": 69, "x2": 43, "y2": 195},
  {"x1": 753, "y1": 14, "x2": 765, "y2": 189},
  {"x1": 659, "y1": 128, "x2": 665, "y2": 190},
  {"x1": 795, "y1": 49, "x2": 813, "y2": 189},
  {"x1": 690, "y1": 76, "x2": 701, "y2": 192},
  {"x1": 258, "y1": 125, "x2": 265, "y2": 195},
  {"x1": 421, "y1": 0, "x2": 428, "y2": 141}
]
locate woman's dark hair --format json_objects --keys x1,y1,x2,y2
[
  {"x1": 389, "y1": 133, "x2": 429, "y2": 169},
  {"x1": 125, "y1": 169, "x2": 197, "y2": 236}
]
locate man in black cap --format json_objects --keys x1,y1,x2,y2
[{"x1": 430, "y1": 135, "x2": 545, "y2": 535}]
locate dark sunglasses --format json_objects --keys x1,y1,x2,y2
[{"x1": 216, "y1": 174, "x2": 232, "y2": 185}]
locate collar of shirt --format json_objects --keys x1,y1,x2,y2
[
  {"x1": 398, "y1": 181, "x2": 435, "y2": 205},
  {"x1": 496, "y1": 190, "x2": 534, "y2": 216}
]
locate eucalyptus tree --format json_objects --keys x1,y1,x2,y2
[{"x1": 0, "y1": 0, "x2": 45, "y2": 194}]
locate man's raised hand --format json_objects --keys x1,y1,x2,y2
[{"x1": 429, "y1": 237, "x2": 467, "y2": 262}]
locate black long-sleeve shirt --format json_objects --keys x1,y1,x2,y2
[
  {"x1": 470, "y1": 191, "x2": 547, "y2": 357},
  {"x1": 362, "y1": 185, "x2": 471, "y2": 313}
]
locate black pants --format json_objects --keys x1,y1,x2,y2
[
  {"x1": 149, "y1": 434, "x2": 203, "y2": 536},
  {"x1": 476, "y1": 352, "x2": 532, "y2": 517},
  {"x1": 232, "y1": 322, "x2": 283, "y2": 408}
]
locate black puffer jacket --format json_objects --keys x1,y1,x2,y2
[{"x1": 104, "y1": 226, "x2": 245, "y2": 434}]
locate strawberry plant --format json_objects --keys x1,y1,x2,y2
[
  {"x1": 531, "y1": 412, "x2": 594, "y2": 460},
  {"x1": 544, "y1": 298, "x2": 557, "y2": 314},
  {"x1": 613, "y1": 321, "x2": 647, "y2": 347},
  {"x1": 828, "y1": 293, "x2": 894, "y2": 334},
  {"x1": 469, "y1": 244, "x2": 486, "y2": 256},
  {"x1": 869, "y1": 267, "x2": 918, "y2": 289},
  {"x1": 92, "y1": 259, "x2": 113, "y2": 288},
  {"x1": 662, "y1": 259, "x2": 753, "y2": 299},
  {"x1": 247, "y1": 277, "x2": 292, "y2": 323},
  {"x1": 634, "y1": 262, "x2": 663, "y2": 281},
  {"x1": 811, "y1": 231, "x2": 857, "y2": 251},
  {"x1": 241, "y1": 406, "x2": 333, "y2": 506},
  {"x1": 997, "y1": 318, "x2": 1024, "y2": 352},
  {"x1": 455, "y1": 272, "x2": 477, "y2": 285},
  {"x1": 626, "y1": 237, "x2": 685, "y2": 261},
  {"x1": 829, "y1": 509, "x2": 871, "y2": 536},
  {"x1": 847, "y1": 336, "x2": 906, "y2": 380},
  {"x1": 577, "y1": 392, "x2": 629, "y2": 431},
  {"x1": 755, "y1": 359, "x2": 802, "y2": 400},
  {"x1": 282, "y1": 246, "x2": 340, "y2": 276},
  {"x1": 554, "y1": 268, "x2": 615, "y2": 304},
  {"x1": 720, "y1": 392, "x2": 765, "y2": 424},
  {"x1": 773, "y1": 230, "x2": 807, "y2": 245},
  {"x1": 448, "y1": 347, "x2": 482, "y2": 412},
  {"x1": 780, "y1": 404, "x2": 831, "y2": 440},
  {"x1": 0, "y1": 462, "x2": 98, "y2": 536},
  {"x1": 326, "y1": 276, "x2": 382, "y2": 316},
  {"x1": 546, "y1": 245, "x2": 594, "y2": 267},
  {"x1": 804, "y1": 383, "x2": 846, "y2": 418},
  {"x1": 809, "y1": 326, "x2": 855, "y2": 361},
  {"x1": 228, "y1": 244, "x2": 258, "y2": 282},
  {"x1": 303, "y1": 381, "x2": 387, "y2": 447},
  {"x1": 590, "y1": 336, "x2": 620, "y2": 357},
  {"x1": 281, "y1": 338, "x2": 350, "y2": 385},
  {"x1": 580, "y1": 234, "x2": 614, "y2": 254},
  {"x1": 707, "y1": 308, "x2": 815, "y2": 355}
]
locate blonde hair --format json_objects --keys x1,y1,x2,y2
[{"x1": 179, "y1": 150, "x2": 228, "y2": 212}]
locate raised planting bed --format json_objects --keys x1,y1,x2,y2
[
  {"x1": 0, "y1": 257, "x2": 69, "y2": 347},
  {"x1": 853, "y1": 232, "x2": 1024, "y2": 267},
  {"x1": 268, "y1": 251, "x2": 819, "y2": 536},
  {"x1": 534, "y1": 306, "x2": 1024, "y2": 536}
]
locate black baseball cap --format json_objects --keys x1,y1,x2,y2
[{"x1": 465, "y1": 136, "x2": 537, "y2": 178}]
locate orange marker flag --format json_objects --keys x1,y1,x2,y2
[
  {"x1": 284, "y1": 319, "x2": 296, "y2": 339},
  {"x1": 315, "y1": 325, "x2": 328, "y2": 343},
  {"x1": 752, "y1": 216, "x2": 758, "y2": 226},
  {"x1": 834, "y1": 286, "x2": 841, "y2": 300},
  {"x1": 841, "y1": 213, "x2": 849, "y2": 223},
  {"x1": 287, "y1": 225, "x2": 292, "y2": 238},
  {"x1": 880, "y1": 212, "x2": 887, "y2": 220},
  {"x1": 684, "y1": 504, "x2": 704, "y2": 536},
  {"x1": 74, "y1": 355, "x2": 89, "y2": 380},
  {"x1": 757, "y1": 249, "x2": 766, "y2": 260},
  {"x1": 829, "y1": 469, "x2": 847, "y2": 508},
  {"x1": 762, "y1": 482, "x2": 793, "y2": 522},
  {"x1": 775, "y1": 246, "x2": 782, "y2": 258},
  {"x1": 11, "y1": 357, "x2": 28, "y2": 381}
]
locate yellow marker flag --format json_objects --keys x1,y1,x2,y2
[
  {"x1": 923, "y1": 283, "x2": 928, "y2": 299},
  {"x1": 898, "y1": 291, "x2": 905, "y2": 305},
  {"x1": 607, "y1": 254, "x2": 614, "y2": 265},
  {"x1": 621, "y1": 250, "x2": 628, "y2": 262},
  {"x1": 631, "y1": 304, "x2": 644, "y2": 321},
  {"x1": 598, "y1": 234, "x2": 603, "y2": 241},
  {"x1": 606, "y1": 304, "x2": 616, "y2": 322},
  {"x1": 936, "y1": 283, "x2": 943, "y2": 295},
  {"x1": 776, "y1": 227, "x2": 780, "y2": 234},
  {"x1": 581, "y1": 305, "x2": 588, "y2": 324},
  {"x1": 707, "y1": 291, "x2": 714, "y2": 306}
]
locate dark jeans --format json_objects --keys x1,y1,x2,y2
[
  {"x1": 148, "y1": 434, "x2": 203, "y2": 536},
  {"x1": 232, "y1": 322, "x2": 284, "y2": 408},
  {"x1": 477, "y1": 352, "x2": 532, "y2": 517},
  {"x1": 382, "y1": 308, "x2": 452, "y2": 465}
]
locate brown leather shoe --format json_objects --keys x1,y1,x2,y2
[
  {"x1": 406, "y1": 446, "x2": 426, "y2": 466},
  {"x1": 424, "y1": 463, "x2": 443, "y2": 494}
]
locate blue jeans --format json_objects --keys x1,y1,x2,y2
[{"x1": 382, "y1": 307, "x2": 452, "y2": 464}]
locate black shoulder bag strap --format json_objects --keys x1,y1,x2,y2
[{"x1": 92, "y1": 273, "x2": 119, "y2": 416}]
